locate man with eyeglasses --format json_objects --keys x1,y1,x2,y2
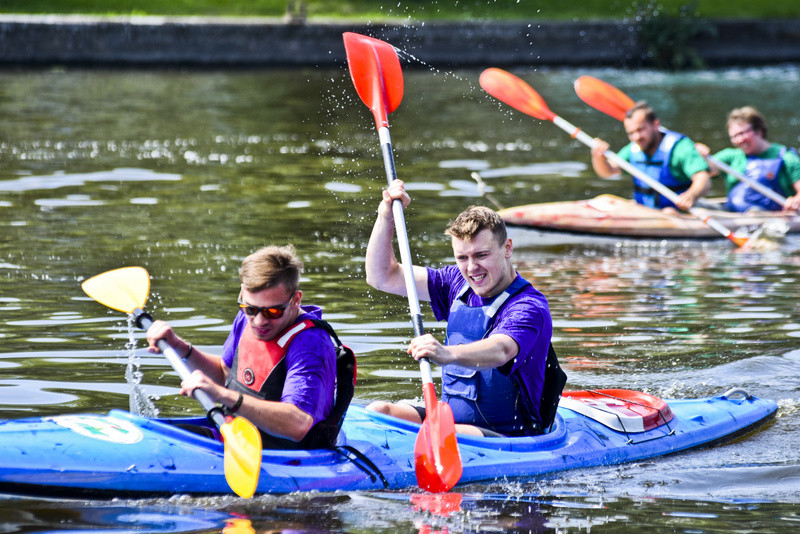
[
  {"x1": 146, "y1": 245, "x2": 353, "y2": 449},
  {"x1": 364, "y1": 180, "x2": 564, "y2": 438},
  {"x1": 590, "y1": 101, "x2": 712, "y2": 212},
  {"x1": 695, "y1": 106, "x2": 800, "y2": 212}
]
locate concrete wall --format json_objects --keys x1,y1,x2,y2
[{"x1": 0, "y1": 15, "x2": 798, "y2": 68}]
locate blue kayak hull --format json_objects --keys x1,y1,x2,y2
[{"x1": 0, "y1": 392, "x2": 776, "y2": 497}]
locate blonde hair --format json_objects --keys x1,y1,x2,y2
[
  {"x1": 444, "y1": 205, "x2": 507, "y2": 245},
  {"x1": 239, "y1": 245, "x2": 303, "y2": 293},
  {"x1": 727, "y1": 106, "x2": 768, "y2": 139}
]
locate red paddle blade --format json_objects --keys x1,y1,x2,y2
[
  {"x1": 479, "y1": 68, "x2": 556, "y2": 122},
  {"x1": 343, "y1": 32, "x2": 404, "y2": 130},
  {"x1": 414, "y1": 383, "x2": 462, "y2": 493},
  {"x1": 574, "y1": 75, "x2": 635, "y2": 122}
]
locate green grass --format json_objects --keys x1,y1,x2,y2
[{"x1": 1, "y1": 0, "x2": 798, "y2": 20}]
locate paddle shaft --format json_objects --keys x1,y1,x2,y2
[
  {"x1": 378, "y1": 127, "x2": 435, "y2": 385},
  {"x1": 133, "y1": 309, "x2": 228, "y2": 429},
  {"x1": 705, "y1": 152, "x2": 787, "y2": 206},
  {"x1": 552, "y1": 115, "x2": 744, "y2": 243}
]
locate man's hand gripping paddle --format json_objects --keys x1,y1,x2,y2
[
  {"x1": 479, "y1": 68, "x2": 750, "y2": 248},
  {"x1": 343, "y1": 32, "x2": 462, "y2": 493},
  {"x1": 81, "y1": 267, "x2": 262, "y2": 498}
]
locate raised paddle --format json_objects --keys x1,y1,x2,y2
[
  {"x1": 574, "y1": 75, "x2": 789, "y2": 208},
  {"x1": 81, "y1": 266, "x2": 262, "y2": 498},
  {"x1": 479, "y1": 68, "x2": 749, "y2": 247},
  {"x1": 343, "y1": 31, "x2": 462, "y2": 493}
]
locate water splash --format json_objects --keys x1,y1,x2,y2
[{"x1": 125, "y1": 315, "x2": 158, "y2": 418}]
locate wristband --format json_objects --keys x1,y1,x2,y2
[
  {"x1": 181, "y1": 343, "x2": 193, "y2": 361},
  {"x1": 227, "y1": 393, "x2": 244, "y2": 415}
]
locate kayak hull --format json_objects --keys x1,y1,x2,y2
[
  {"x1": 499, "y1": 195, "x2": 800, "y2": 239},
  {"x1": 0, "y1": 391, "x2": 776, "y2": 497}
]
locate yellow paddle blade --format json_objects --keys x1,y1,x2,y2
[
  {"x1": 81, "y1": 266, "x2": 150, "y2": 313},
  {"x1": 220, "y1": 417, "x2": 262, "y2": 499}
]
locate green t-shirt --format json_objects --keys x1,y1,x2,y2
[
  {"x1": 712, "y1": 143, "x2": 800, "y2": 196},
  {"x1": 618, "y1": 135, "x2": 709, "y2": 185}
]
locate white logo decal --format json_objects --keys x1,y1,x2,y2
[{"x1": 47, "y1": 415, "x2": 143, "y2": 444}]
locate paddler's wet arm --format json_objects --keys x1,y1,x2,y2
[
  {"x1": 677, "y1": 170, "x2": 712, "y2": 210},
  {"x1": 227, "y1": 395, "x2": 313, "y2": 443},
  {"x1": 409, "y1": 333, "x2": 517, "y2": 370},
  {"x1": 590, "y1": 138, "x2": 622, "y2": 178},
  {"x1": 181, "y1": 347, "x2": 228, "y2": 384},
  {"x1": 366, "y1": 179, "x2": 430, "y2": 300}
]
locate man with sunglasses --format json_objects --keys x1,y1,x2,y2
[
  {"x1": 364, "y1": 180, "x2": 561, "y2": 438},
  {"x1": 695, "y1": 106, "x2": 800, "y2": 212},
  {"x1": 146, "y1": 245, "x2": 352, "y2": 449}
]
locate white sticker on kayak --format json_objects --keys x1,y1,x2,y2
[{"x1": 46, "y1": 415, "x2": 143, "y2": 444}]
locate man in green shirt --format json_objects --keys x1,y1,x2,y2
[
  {"x1": 695, "y1": 106, "x2": 800, "y2": 212},
  {"x1": 591, "y1": 101, "x2": 711, "y2": 212}
]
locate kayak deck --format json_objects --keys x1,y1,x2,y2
[
  {"x1": 499, "y1": 195, "x2": 800, "y2": 238},
  {"x1": 0, "y1": 389, "x2": 776, "y2": 497}
]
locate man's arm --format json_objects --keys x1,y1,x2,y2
[
  {"x1": 674, "y1": 169, "x2": 712, "y2": 211},
  {"x1": 407, "y1": 332, "x2": 519, "y2": 370},
  {"x1": 365, "y1": 179, "x2": 430, "y2": 301},
  {"x1": 590, "y1": 138, "x2": 623, "y2": 178}
]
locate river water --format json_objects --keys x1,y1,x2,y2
[{"x1": 1, "y1": 63, "x2": 800, "y2": 532}]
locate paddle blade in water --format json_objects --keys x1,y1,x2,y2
[
  {"x1": 343, "y1": 32, "x2": 404, "y2": 129},
  {"x1": 81, "y1": 266, "x2": 150, "y2": 314},
  {"x1": 574, "y1": 75, "x2": 635, "y2": 122},
  {"x1": 479, "y1": 68, "x2": 556, "y2": 122},
  {"x1": 414, "y1": 384, "x2": 462, "y2": 493},
  {"x1": 220, "y1": 416, "x2": 262, "y2": 499}
]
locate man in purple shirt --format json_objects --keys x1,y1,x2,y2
[
  {"x1": 146, "y1": 245, "x2": 345, "y2": 449},
  {"x1": 366, "y1": 180, "x2": 555, "y2": 437}
]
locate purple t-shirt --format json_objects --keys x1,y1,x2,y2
[
  {"x1": 426, "y1": 265, "x2": 552, "y2": 424},
  {"x1": 221, "y1": 305, "x2": 336, "y2": 425}
]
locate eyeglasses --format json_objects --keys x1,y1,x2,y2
[
  {"x1": 238, "y1": 292, "x2": 295, "y2": 319},
  {"x1": 729, "y1": 127, "x2": 754, "y2": 141}
]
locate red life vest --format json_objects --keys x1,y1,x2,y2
[
  {"x1": 225, "y1": 317, "x2": 357, "y2": 449},
  {"x1": 228, "y1": 319, "x2": 316, "y2": 401}
]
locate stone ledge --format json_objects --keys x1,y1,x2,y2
[{"x1": 0, "y1": 15, "x2": 798, "y2": 67}]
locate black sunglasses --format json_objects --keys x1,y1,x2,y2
[{"x1": 238, "y1": 292, "x2": 295, "y2": 319}]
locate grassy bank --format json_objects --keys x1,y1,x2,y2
[{"x1": 1, "y1": 0, "x2": 798, "y2": 20}]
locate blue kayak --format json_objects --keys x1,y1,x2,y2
[{"x1": 0, "y1": 388, "x2": 775, "y2": 497}]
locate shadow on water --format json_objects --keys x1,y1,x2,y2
[{"x1": 1, "y1": 65, "x2": 800, "y2": 531}]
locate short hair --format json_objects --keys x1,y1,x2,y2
[
  {"x1": 239, "y1": 245, "x2": 303, "y2": 294},
  {"x1": 444, "y1": 205, "x2": 507, "y2": 245},
  {"x1": 625, "y1": 100, "x2": 657, "y2": 123},
  {"x1": 727, "y1": 106, "x2": 768, "y2": 139}
]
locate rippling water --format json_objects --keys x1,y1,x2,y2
[{"x1": 1, "y1": 64, "x2": 800, "y2": 531}]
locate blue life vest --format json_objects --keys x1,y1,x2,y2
[
  {"x1": 441, "y1": 276, "x2": 533, "y2": 435},
  {"x1": 727, "y1": 147, "x2": 788, "y2": 212},
  {"x1": 629, "y1": 130, "x2": 689, "y2": 209}
]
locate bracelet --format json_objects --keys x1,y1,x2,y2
[
  {"x1": 181, "y1": 343, "x2": 194, "y2": 361},
  {"x1": 227, "y1": 393, "x2": 244, "y2": 415}
]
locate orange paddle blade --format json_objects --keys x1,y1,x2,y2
[
  {"x1": 343, "y1": 32, "x2": 404, "y2": 130},
  {"x1": 574, "y1": 75, "x2": 635, "y2": 122},
  {"x1": 479, "y1": 68, "x2": 556, "y2": 122},
  {"x1": 414, "y1": 383, "x2": 462, "y2": 493}
]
